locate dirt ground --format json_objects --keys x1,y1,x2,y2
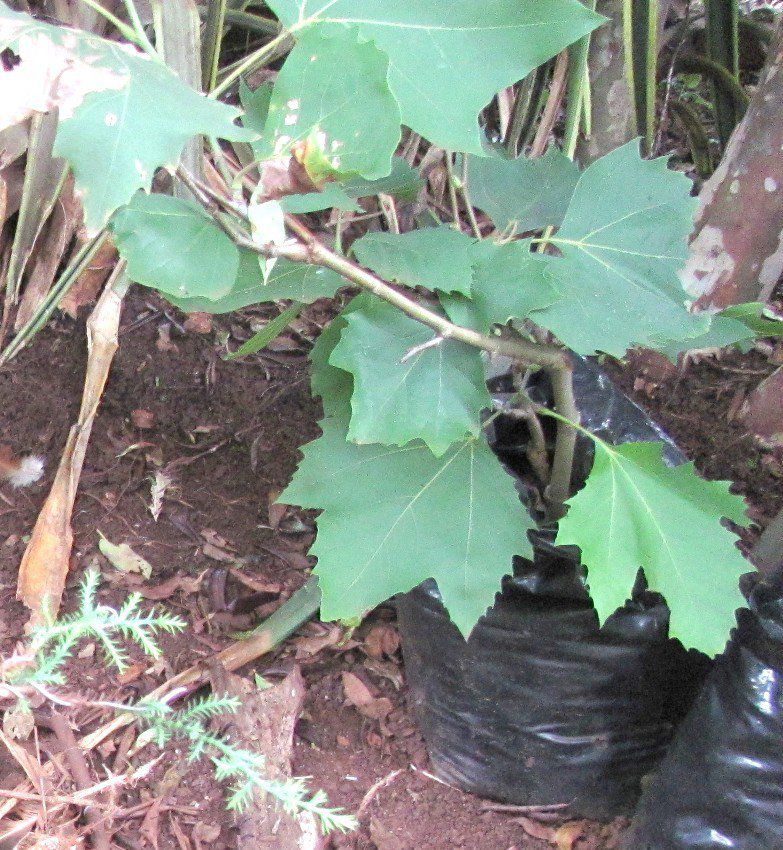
[{"x1": 0, "y1": 289, "x2": 779, "y2": 850}]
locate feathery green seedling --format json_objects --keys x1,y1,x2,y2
[{"x1": 0, "y1": 570, "x2": 356, "y2": 835}]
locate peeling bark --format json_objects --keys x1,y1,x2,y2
[
  {"x1": 577, "y1": 0, "x2": 635, "y2": 165},
  {"x1": 682, "y1": 19, "x2": 783, "y2": 309}
]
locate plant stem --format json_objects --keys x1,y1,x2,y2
[
  {"x1": 202, "y1": 0, "x2": 228, "y2": 92},
  {"x1": 121, "y1": 0, "x2": 160, "y2": 60},
  {"x1": 459, "y1": 156, "x2": 483, "y2": 240},
  {"x1": 546, "y1": 363, "x2": 579, "y2": 515},
  {"x1": 210, "y1": 29, "x2": 292, "y2": 98},
  {"x1": 197, "y1": 5, "x2": 282, "y2": 36},
  {"x1": 530, "y1": 51, "x2": 570, "y2": 157},
  {"x1": 177, "y1": 168, "x2": 571, "y2": 371},
  {"x1": 283, "y1": 214, "x2": 569, "y2": 370},
  {"x1": 77, "y1": 0, "x2": 144, "y2": 47},
  {"x1": 443, "y1": 151, "x2": 461, "y2": 225}
]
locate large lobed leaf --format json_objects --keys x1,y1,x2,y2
[
  {"x1": 530, "y1": 141, "x2": 709, "y2": 355},
  {"x1": 556, "y1": 440, "x2": 750, "y2": 655},
  {"x1": 162, "y1": 249, "x2": 344, "y2": 313},
  {"x1": 265, "y1": 0, "x2": 602, "y2": 162},
  {"x1": 281, "y1": 416, "x2": 534, "y2": 635},
  {"x1": 462, "y1": 146, "x2": 580, "y2": 234},
  {"x1": 440, "y1": 240, "x2": 559, "y2": 333},
  {"x1": 352, "y1": 227, "x2": 477, "y2": 296},
  {"x1": 261, "y1": 25, "x2": 401, "y2": 179},
  {"x1": 0, "y1": 4, "x2": 253, "y2": 230},
  {"x1": 110, "y1": 193, "x2": 240, "y2": 301},
  {"x1": 329, "y1": 294, "x2": 491, "y2": 456}
]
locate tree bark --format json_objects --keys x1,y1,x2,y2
[
  {"x1": 681, "y1": 19, "x2": 783, "y2": 309},
  {"x1": 577, "y1": 0, "x2": 635, "y2": 165},
  {"x1": 578, "y1": 0, "x2": 675, "y2": 165}
]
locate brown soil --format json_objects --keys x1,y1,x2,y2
[{"x1": 0, "y1": 292, "x2": 779, "y2": 850}]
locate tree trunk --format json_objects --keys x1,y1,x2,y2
[
  {"x1": 681, "y1": 19, "x2": 783, "y2": 310},
  {"x1": 577, "y1": 0, "x2": 635, "y2": 165}
]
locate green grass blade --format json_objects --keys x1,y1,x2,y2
[
  {"x1": 705, "y1": 0, "x2": 741, "y2": 146},
  {"x1": 224, "y1": 301, "x2": 304, "y2": 359},
  {"x1": 623, "y1": 0, "x2": 658, "y2": 151},
  {"x1": 202, "y1": 0, "x2": 228, "y2": 92},
  {"x1": 668, "y1": 98, "x2": 713, "y2": 177}
]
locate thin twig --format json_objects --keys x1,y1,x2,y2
[
  {"x1": 530, "y1": 51, "x2": 570, "y2": 157},
  {"x1": 40, "y1": 712, "x2": 112, "y2": 850},
  {"x1": 177, "y1": 167, "x2": 570, "y2": 371},
  {"x1": 459, "y1": 156, "x2": 483, "y2": 239},
  {"x1": 443, "y1": 150, "x2": 461, "y2": 225}
]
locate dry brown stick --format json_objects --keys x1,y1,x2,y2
[
  {"x1": 1, "y1": 580, "x2": 321, "y2": 818},
  {"x1": 529, "y1": 50, "x2": 570, "y2": 158},
  {"x1": 40, "y1": 711, "x2": 112, "y2": 850}
]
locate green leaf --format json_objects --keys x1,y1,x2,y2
[
  {"x1": 652, "y1": 313, "x2": 756, "y2": 361},
  {"x1": 167, "y1": 249, "x2": 344, "y2": 313},
  {"x1": 440, "y1": 240, "x2": 559, "y2": 333},
  {"x1": 310, "y1": 314, "x2": 354, "y2": 418},
  {"x1": 330, "y1": 294, "x2": 491, "y2": 455},
  {"x1": 653, "y1": 301, "x2": 783, "y2": 360},
  {"x1": 281, "y1": 417, "x2": 534, "y2": 635},
  {"x1": 340, "y1": 157, "x2": 423, "y2": 201},
  {"x1": 352, "y1": 227, "x2": 477, "y2": 296},
  {"x1": 224, "y1": 302, "x2": 304, "y2": 359},
  {"x1": 267, "y1": 0, "x2": 603, "y2": 155},
  {"x1": 720, "y1": 302, "x2": 783, "y2": 338},
  {"x1": 0, "y1": 6, "x2": 254, "y2": 229},
  {"x1": 261, "y1": 25, "x2": 401, "y2": 178},
  {"x1": 462, "y1": 146, "x2": 580, "y2": 234},
  {"x1": 280, "y1": 185, "x2": 362, "y2": 214},
  {"x1": 531, "y1": 141, "x2": 708, "y2": 355},
  {"x1": 110, "y1": 193, "x2": 239, "y2": 300},
  {"x1": 557, "y1": 441, "x2": 749, "y2": 655},
  {"x1": 240, "y1": 79, "x2": 273, "y2": 137}
]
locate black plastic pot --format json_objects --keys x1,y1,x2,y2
[
  {"x1": 397, "y1": 537, "x2": 708, "y2": 818},
  {"x1": 625, "y1": 572, "x2": 783, "y2": 849},
  {"x1": 396, "y1": 358, "x2": 711, "y2": 818}
]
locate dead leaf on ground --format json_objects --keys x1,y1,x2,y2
[
  {"x1": 16, "y1": 270, "x2": 126, "y2": 626},
  {"x1": 363, "y1": 658, "x2": 404, "y2": 690},
  {"x1": 266, "y1": 488, "x2": 287, "y2": 530},
  {"x1": 168, "y1": 815, "x2": 192, "y2": 850},
  {"x1": 59, "y1": 234, "x2": 118, "y2": 317},
  {"x1": 131, "y1": 408, "x2": 156, "y2": 429},
  {"x1": 341, "y1": 671, "x2": 393, "y2": 720},
  {"x1": 227, "y1": 567, "x2": 280, "y2": 595},
  {"x1": 98, "y1": 532, "x2": 154, "y2": 579},
  {"x1": 554, "y1": 820, "x2": 586, "y2": 850},
  {"x1": 183, "y1": 312, "x2": 213, "y2": 334},
  {"x1": 155, "y1": 322, "x2": 179, "y2": 353},
  {"x1": 3, "y1": 705, "x2": 34, "y2": 740},
  {"x1": 517, "y1": 816, "x2": 555, "y2": 842},
  {"x1": 140, "y1": 798, "x2": 162, "y2": 850},
  {"x1": 149, "y1": 469, "x2": 172, "y2": 522},
  {"x1": 202, "y1": 542, "x2": 236, "y2": 563},
  {"x1": 136, "y1": 573, "x2": 202, "y2": 600},
  {"x1": 294, "y1": 623, "x2": 343, "y2": 658},
  {"x1": 201, "y1": 528, "x2": 236, "y2": 550},
  {"x1": 363, "y1": 624, "x2": 400, "y2": 659}
]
